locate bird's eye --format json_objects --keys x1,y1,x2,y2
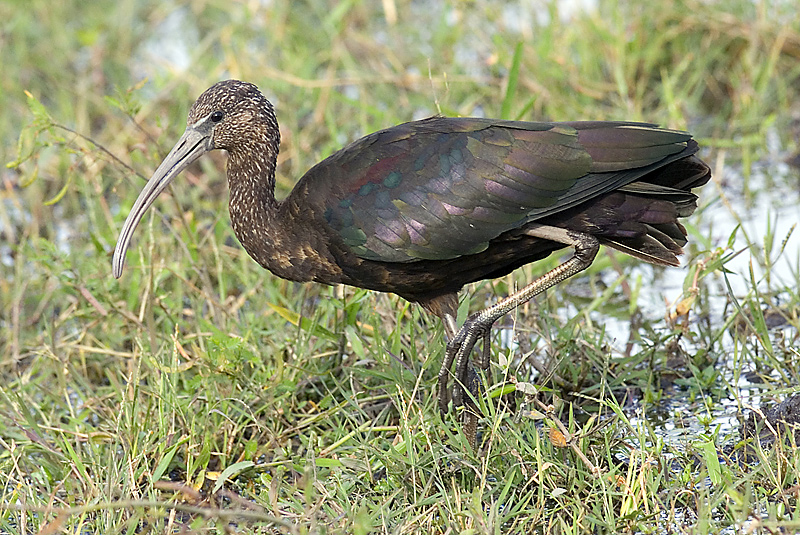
[{"x1": 210, "y1": 111, "x2": 224, "y2": 123}]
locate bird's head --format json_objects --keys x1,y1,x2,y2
[
  {"x1": 187, "y1": 80, "x2": 279, "y2": 152},
  {"x1": 112, "y1": 80, "x2": 278, "y2": 278}
]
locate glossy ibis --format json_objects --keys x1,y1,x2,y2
[{"x1": 113, "y1": 80, "x2": 710, "y2": 445}]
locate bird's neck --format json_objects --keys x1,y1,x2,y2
[
  {"x1": 226, "y1": 142, "x2": 310, "y2": 281},
  {"x1": 227, "y1": 142, "x2": 279, "y2": 256}
]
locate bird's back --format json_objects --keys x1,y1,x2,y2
[{"x1": 289, "y1": 118, "x2": 708, "y2": 274}]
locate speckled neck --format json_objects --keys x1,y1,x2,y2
[{"x1": 225, "y1": 135, "x2": 292, "y2": 274}]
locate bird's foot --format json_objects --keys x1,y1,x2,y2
[{"x1": 437, "y1": 313, "x2": 493, "y2": 415}]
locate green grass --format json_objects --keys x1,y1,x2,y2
[{"x1": 3, "y1": 0, "x2": 800, "y2": 532}]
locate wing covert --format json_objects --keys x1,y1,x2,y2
[{"x1": 296, "y1": 117, "x2": 689, "y2": 263}]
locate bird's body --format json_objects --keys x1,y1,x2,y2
[
  {"x1": 113, "y1": 80, "x2": 710, "y2": 445},
  {"x1": 222, "y1": 110, "x2": 707, "y2": 305}
]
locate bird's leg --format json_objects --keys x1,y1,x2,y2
[
  {"x1": 440, "y1": 224, "x2": 600, "y2": 416},
  {"x1": 437, "y1": 313, "x2": 459, "y2": 413},
  {"x1": 438, "y1": 312, "x2": 482, "y2": 448},
  {"x1": 442, "y1": 312, "x2": 459, "y2": 341},
  {"x1": 438, "y1": 313, "x2": 483, "y2": 409},
  {"x1": 450, "y1": 324, "x2": 491, "y2": 409}
]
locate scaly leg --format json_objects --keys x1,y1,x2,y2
[
  {"x1": 438, "y1": 311, "x2": 482, "y2": 448},
  {"x1": 438, "y1": 224, "x2": 600, "y2": 425}
]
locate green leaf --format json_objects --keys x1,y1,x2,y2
[
  {"x1": 700, "y1": 437, "x2": 721, "y2": 485},
  {"x1": 152, "y1": 443, "x2": 181, "y2": 482},
  {"x1": 24, "y1": 90, "x2": 53, "y2": 125},
  {"x1": 213, "y1": 461, "x2": 255, "y2": 493},
  {"x1": 345, "y1": 325, "x2": 366, "y2": 358},
  {"x1": 315, "y1": 458, "x2": 343, "y2": 468},
  {"x1": 267, "y1": 302, "x2": 337, "y2": 341},
  {"x1": 501, "y1": 42, "x2": 524, "y2": 120},
  {"x1": 44, "y1": 173, "x2": 72, "y2": 205}
]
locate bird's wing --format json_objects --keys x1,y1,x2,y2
[{"x1": 298, "y1": 117, "x2": 693, "y2": 263}]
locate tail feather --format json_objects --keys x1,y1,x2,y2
[
  {"x1": 543, "y1": 149, "x2": 710, "y2": 267},
  {"x1": 602, "y1": 223, "x2": 686, "y2": 266},
  {"x1": 599, "y1": 153, "x2": 709, "y2": 266},
  {"x1": 638, "y1": 152, "x2": 711, "y2": 191},
  {"x1": 650, "y1": 221, "x2": 689, "y2": 246}
]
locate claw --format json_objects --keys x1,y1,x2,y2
[{"x1": 437, "y1": 314, "x2": 493, "y2": 449}]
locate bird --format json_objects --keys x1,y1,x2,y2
[{"x1": 113, "y1": 79, "x2": 711, "y2": 446}]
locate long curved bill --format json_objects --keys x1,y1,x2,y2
[{"x1": 112, "y1": 126, "x2": 212, "y2": 278}]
